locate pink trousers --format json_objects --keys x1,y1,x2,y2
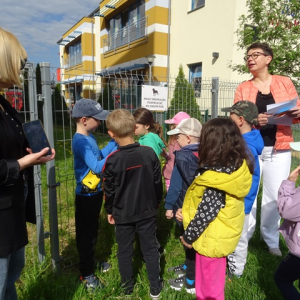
[{"x1": 195, "y1": 253, "x2": 226, "y2": 300}]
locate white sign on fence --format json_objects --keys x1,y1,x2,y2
[{"x1": 141, "y1": 85, "x2": 168, "y2": 111}]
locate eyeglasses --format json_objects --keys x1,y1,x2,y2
[
  {"x1": 244, "y1": 52, "x2": 267, "y2": 61},
  {"x1": 20, "y1": 58, "x2": 27, "y2": 71}
]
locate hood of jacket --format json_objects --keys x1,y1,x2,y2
[
  {"x1": 243, "y1": 129, "x2": 264, "y2": 157},
  {"x1": 197, "y1": 160, "x2": 252, "y2": 199}
]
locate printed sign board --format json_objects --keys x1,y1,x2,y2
[{"x1": 141, "y1": 85, "x2": 168, "y2": 111}]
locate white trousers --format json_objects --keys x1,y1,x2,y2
[
  {"x1": 247, "y1": 147, "x2": 291, "y2": 249},
  {"x1": 227, "y1": 214, "x2": 250, "y2": 276}
]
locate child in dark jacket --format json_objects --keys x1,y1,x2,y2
[
  {"x1": 164, "y1": 118, "x2": 202, "y2": 294},
  {"x1": 103, "y1": 109, "x2": 163, "y2": 299}
]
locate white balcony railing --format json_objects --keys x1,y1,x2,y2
[
  {"x1": 103, "y1": 16, "x2": 147, "y2": 53},
  {"x1": 64, "y1": 51, "x2": 82, "y2": 69}
]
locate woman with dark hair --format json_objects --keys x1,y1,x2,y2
[
  {"x1": 234, "y1": 42, "x2": 300, "y2": 257},
  {"x1": 180, "y1": 118, "x2": 253, "y2": 300},
  {"x1": 0, "y1": 27, "x2": 55, "y2": 300}
]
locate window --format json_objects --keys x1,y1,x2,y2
[
  {"x1": 68, "y1": 41, "x2": 82, "y2": 67},
  {"x1": 244, "y1": 24, "x2": 258, "y2": 44},
  {"x1": 106, "y1": 0, "x2": 145, "y2": 51},
  {"x1": 191, "y1": 0, "x2": 205, "y2": 10},
  {"x1": 189, "y1": 63, "x2": 202, "y2": 97}
]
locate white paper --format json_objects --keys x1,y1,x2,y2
[
  {"x1": 266, "y1": 98, "x2": 298, "y2": 125},
  {"x1": 290, "y1": 142, "x2": 300, "y2": 151},
  {"x1": 267, "y1": 98, "x2": 298, "y2": 115},
  {"x1": 267, "y1": 115, "x2": 293, "y2": 126}
]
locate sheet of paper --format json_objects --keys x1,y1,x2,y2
[
  {"x1": 290, "y1": 142, "x2": 300, "y2": 151},
  {"x1": 267, "y1": 115, "x2": 293, "y2": 126},
  {"x1": 267, "y1": 98, "x2": 298, "y2": 115}
]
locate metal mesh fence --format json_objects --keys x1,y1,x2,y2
[{"x1": 11, "y1": 64, "x2": 279, "y2": 269}]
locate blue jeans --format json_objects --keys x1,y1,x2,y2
[
  {"x1": 274, "y1": 253, "x2": 300, "y2": 300},
  {"x1": 0, "y1": 247, "x2": 25, "y2": 300}
]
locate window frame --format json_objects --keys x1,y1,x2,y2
[
  {"x1": 191, "y1": 0, "x2": 205, "y2": 11},
  {"x1": 189, "y1": 63, "x2": 202, "y2": 98}
]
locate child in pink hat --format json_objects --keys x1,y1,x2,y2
[{"x1": 163, "y1": 112, "x2": 190, "y2": 191}]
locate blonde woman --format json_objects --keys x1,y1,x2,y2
[{"x1": 0, "y1": 28, "x2": 55, "y2": 300}]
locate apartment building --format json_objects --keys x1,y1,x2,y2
[{"x1": 57, "y1": 0, "x2": 250, "y2": 107}]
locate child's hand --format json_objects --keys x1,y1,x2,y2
[
  {"x1": 107, "y1": 214, "x2": 115, "y2": 224},
  {"x1": 180, "y1": 236, "x2": 192, "y2": 249},
  {"x1": 165, "y1": 210, "x2": 174, "y2": 219},
  {"x1": 288, "y1": 165, "x2": 300, "y2": 182},
  {"x1": 175, "y1": 208, "x2": 183, "y2": 222}
]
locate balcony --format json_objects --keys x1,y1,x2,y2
[
  {"x1": 63, "y1": 51, "x2": 82, "y2": 69},
  {"x1": 103, "y1": 16, "x2": 147, "y2": 53}
]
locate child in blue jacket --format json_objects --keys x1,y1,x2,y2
[
  {"x1": 165, "y1": 118, "x2": 202, "y2": 294},
  {"x1": 72, "y1": 99, "x2": 117, "y2": 291},
  {"x1": 223, "y1": 100, "x2": 264, "y2": 278}
]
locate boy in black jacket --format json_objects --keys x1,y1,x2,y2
[{"x1": 103, "y1": 109, "x2": 163, "y2": 299}]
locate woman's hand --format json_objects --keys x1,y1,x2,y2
[
  {"x1": 285, "y1": 107, "x2": 300, "y2": 119},
  {"x1": 257, "y1": 113, "x2": 271, "y2": 127},
  {"x1": 18, "y1": 147, "x2": 55, "y2": 171},
  {"x1": 287, "y1": 165, "x2": 300, "y2": 182},
  {"x1": 180, "y1": 236, "x2": 192, "y2": 249}
]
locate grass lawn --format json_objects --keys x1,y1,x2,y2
[{"x1": 15, "y1": 127, "x2": 300, "y2": 300}]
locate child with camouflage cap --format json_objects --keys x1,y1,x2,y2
[{"x1": 222, "y1": 100, "x2": 264, "y2": 278}]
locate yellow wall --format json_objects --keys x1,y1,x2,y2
[{"x1": 100, "y1": 1, "x2": 169, "y2": 77}]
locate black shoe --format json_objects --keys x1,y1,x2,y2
[
  {"x1": 121, "y1": 283, "x2": 134, "y2": 295},
  {"x1": 169, "y1": 275, "x2": 195, "y2": 294},
  {"x1": 80, "y1": 274, "x2": 103, "y2": 292},
  {"x1": 150, "y1": 281, "x2": 163, "y2": 299}
]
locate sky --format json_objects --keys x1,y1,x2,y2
[{"x1": 1, "y1": 0, "x2": 100, "y2": 69}]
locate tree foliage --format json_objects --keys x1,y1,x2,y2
[
  {"x1": 231, "y1": 0, "x2": 300, "y2": 84},
  {"x1": 167, "y1": 65, "x2": 202, "y2": 122}
]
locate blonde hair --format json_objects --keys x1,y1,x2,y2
[
  {"x1": 106, "y1": 109, "x2": 135, "y2": 138},
  {"x1": 0, "y1": 28, "x2": 27, "y2": 88}
]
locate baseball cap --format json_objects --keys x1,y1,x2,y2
[
  {"x1": 72, "y1": 99, "x2": 109, "y2": 120},
  {"x1": 222, "y1": 100, "x2": 258, "y2": 125},
  {"x1": 164, "y1": 111, "x2": 190, "y2": 124},
  {"x1": 167, "y1": 118, "x2": 202, "y2": 137}
]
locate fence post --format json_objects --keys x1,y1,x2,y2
[
  {"x1": 40, "y1": 62, "x2": 61, "y2": 272},
  {"x1": 211, "y1": 77, "x2": 219, "y2": 119},
  {"x1": 27, "y1": 63, "x2": 46, "y2": 263}
]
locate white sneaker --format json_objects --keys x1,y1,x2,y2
[{"x1": 269, "y1": 248, "x2": 282, "y2": 257}]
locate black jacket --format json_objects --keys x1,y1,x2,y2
[
  {"x1": 103, "y1": 143, "x2": 163, "y2": 224},
  {"x1": 0, "y1": 95, "x2": 35, "y2": 257}
]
